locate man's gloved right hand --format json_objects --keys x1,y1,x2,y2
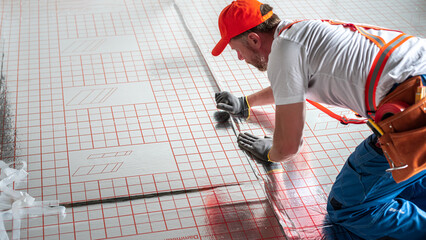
[
  {"x1": 237, "y1": 132, "x2": 272, "y2": 163},
  {"x1": 215, "y1": 91, "x2": 250, "y2": 119}
]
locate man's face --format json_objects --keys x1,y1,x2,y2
[{"x1": 229, "y1": 37, "x2": 267, "y2": 72}]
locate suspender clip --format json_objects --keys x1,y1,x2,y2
[
  {"x1": 339, "y1": 117, "x2": 349, "y2": 125},
  {"x1": 367, "y1": 111, "x2": 376, "y2": 119}
]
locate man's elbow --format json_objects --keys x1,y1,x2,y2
[{"x1": 273, "y1": 140, "x2": 303, "y2": 162}]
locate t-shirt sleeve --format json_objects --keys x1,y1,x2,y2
[{"x1": 267, "y1": 38, "x2": 308, "y2": 105}]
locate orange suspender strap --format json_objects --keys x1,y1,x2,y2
[
  {"x1": 306, "y1": 100, "x2": 367, "y2": 124},
  {"x1": 355, "y1": 26, "x2": 385, "y2": 48},
  {"x1": 322, "y1": 19, "x2": 400, "y2": 48},
  {"x1": 364, "y1": 33, "x2": 414, "y2": 119},
  {"x1": 280, "y1": 19, "x2": 401, "y2": 38},
  {"x1": 278, "y1": 20, "x2": 306, "y2": 35}
]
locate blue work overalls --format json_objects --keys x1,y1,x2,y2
[{"x1": 327, "y1": 134, "x2": 426, "y2": 239}]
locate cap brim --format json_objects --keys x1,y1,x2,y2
[{"x1": 211, "y1": 38, "x2": 229, "y2": 56}]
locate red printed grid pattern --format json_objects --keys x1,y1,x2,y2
[{"x1": 0, "y1": 0, "x2": 424, "y2": 239}]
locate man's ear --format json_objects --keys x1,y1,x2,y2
[{"x1": 247, "y1": 32, "x2": 261, "y2": 49}]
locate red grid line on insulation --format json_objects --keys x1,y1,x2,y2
[{"x1": 1, "y1": 0, "x2": 423, "y2": 239}]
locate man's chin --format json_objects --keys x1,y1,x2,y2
[
  {"x1": 255, "y1": 64, "x2": 268, "y2": 72},
  {"x1": 254, "y1": 60, "x2": 268, "y2": 72},
  {"x1": 247, "y1": 57, "x2": 268, "y2": 72}
]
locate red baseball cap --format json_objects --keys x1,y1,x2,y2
[{"x1": 212, "y1": 0, "x2": 273, "y2": 56}]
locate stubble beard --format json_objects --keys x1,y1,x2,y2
[
  {"x1": 253, "y1": 55, "x2": 268, "y2": 72},
  {"x1": 240, "y1": 38, "x2": 268, "y2": 72},
  {"x1": 247, "y1": 46, "x2": 267, "y2": 72}
]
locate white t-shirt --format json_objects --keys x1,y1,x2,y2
[{"x1": 268, "y1": 20, "x2": 426, "y2": 117}]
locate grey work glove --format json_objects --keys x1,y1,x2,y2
[
  {"x1": 238, "y1": 132, "x2": 272, "y2": 162},
  {"x1": 215, "y1": 91, "x2": 250, "y2": 119}
]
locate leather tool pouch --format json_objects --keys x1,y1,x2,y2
[{"x1": 376, "y1": 76, "x2": 426, "y2": 183}]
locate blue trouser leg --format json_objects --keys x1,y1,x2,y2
[
  {"x1": 397, "y1": 175, "x2": 426, "y2": 210},
  {"x1": 327, "y1": 134, "x2": 426, "y2": 240}
]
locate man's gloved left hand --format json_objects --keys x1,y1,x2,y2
[
  {"x1": 215, "y1": 91, "x2": 250, "y2": 119},
  {"x1": 237, "y1": 132, "x2": 272, "y2": 162}
]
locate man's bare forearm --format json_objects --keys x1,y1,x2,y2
[{"x1": 246, "y1": 87, "x2": 274, "y2": 107}]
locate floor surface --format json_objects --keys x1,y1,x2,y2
[{"x1": 0, "y1": 0, "x2": 424, "y2": 239}]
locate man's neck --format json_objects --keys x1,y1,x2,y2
[{"x1": 259, "y1": 29, "x2": 277, "y2": 57}]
